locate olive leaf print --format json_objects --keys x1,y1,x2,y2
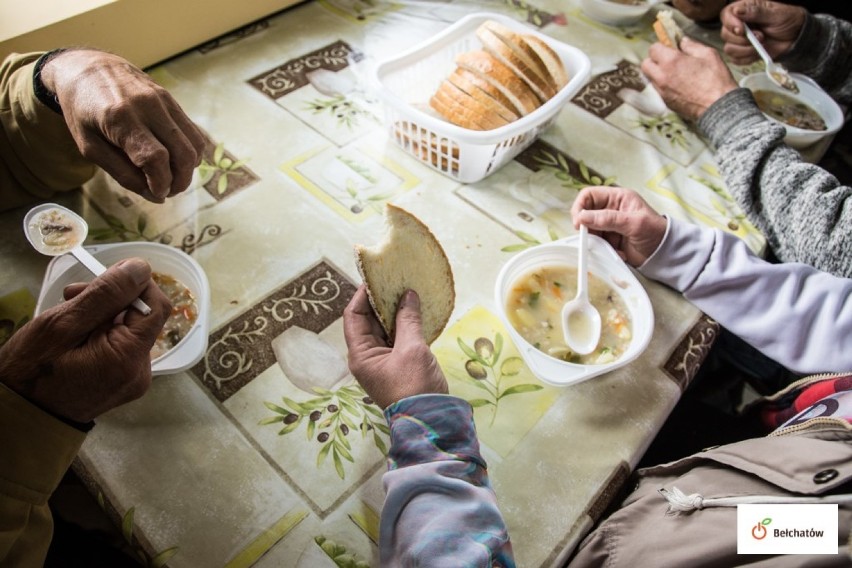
[
  {"x1": 455, "y1": 334, "x2": 543, "y2": 426},
  {"x1": 634, "y1": 113, "x2": 690, "y2": 149},
  {"x1": 197, "y1": 142, "x2": 249, "y2": 195},
  {"x1": 260, "y1": 384, "x2": 389, "y2": 479},
  {"x1": 533, "y1": 150, "x2": 617, "y2": 191}
]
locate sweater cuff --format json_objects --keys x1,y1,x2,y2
[
  {"x1": 385, "y1": 394, "x2": 485, "y2": 471},
  {"x1": 639, "y1": 216, "x2": 716, "y2": 293},
  {"x1": 0, "y1": 384, "x2": 87, "y2": 506},
  {"x1": 698, "y1": 88, "x2": 768, "y2": 149}
]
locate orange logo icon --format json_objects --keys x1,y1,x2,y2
[{"x1": 752, "y1": 517, "x2": 772, "y2": 540}]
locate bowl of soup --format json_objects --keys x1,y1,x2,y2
[
  {"x1": 494, "y1": 233, "x2": 654, "y2": 387},
  {"x1": 580, "y1": 0, "x2": 656, "y2": 26},
  {"x1": 740, "y1": 72, "x2": 843, "y2": 149},
  {"x1": 35, "y1": 242, "x2": 210, "y2": 376}
]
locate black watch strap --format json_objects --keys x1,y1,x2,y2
[{"x1": 32, "y1": 48, "x2": 69, "y2": 115}]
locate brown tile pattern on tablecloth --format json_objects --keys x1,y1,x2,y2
[
  {"x1": 192, "y1": 260, "x2": 357, "y2": 401},
  {"x1": 515, "y1": 138, "x2": 616, "y2": 185},
  {"x1": 247, "y1": 40, "x2": 361, "y2": 100},
  {"x1": 199, "y1": 143, "x2": 260, "y2": 201},
  {"x1": 663, "y1": 314, "x2": 720, "y2": 390},
  {"x1": 571, "y1": 60, "x2": 647, "y2": 120}
]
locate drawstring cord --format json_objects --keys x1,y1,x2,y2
[{"x1": 658, "y1": 486, "x2": 852, "y2": 514}]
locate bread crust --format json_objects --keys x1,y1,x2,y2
[
  {"x1": 654, "y1": 11, "x2": 683, "y2": 50},
  {"x1": 447, "y1": 69, "x2": 520, "y2": 123},
  {"x1": 448, "y1": 68, "x2": 522, "y2": 120},
  {"x1": 477, "y1": 25, "x2": 556, "y2": 103},
  {"x1": 455, "y1": 50, "x2": 541, "y2": 115},
  {"x1": 525, "y1": 35, "x2": 568, "y2": 90},
  {"x1": 481, "y1": 21, "x2": 558, "y2": 94}
]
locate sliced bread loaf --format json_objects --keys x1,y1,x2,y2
[
  {"x1": 479, "y1": 21, "x2": 559, "y2": 96},
  {"x1": 525, "y1": 35, "x2": 568, "y2": 90},
  {"x1": 455, "y1": 50, "x2": 541, "y2": 115},
  {"x1": 477, "y1": 25, "x2": 556, "y2": 103},
  {"x1": 448, "y1": 68, "x2": 521, "y2": 122}
]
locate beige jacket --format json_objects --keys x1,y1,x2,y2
[
  {"x1": 0, "y1": 385, "x2": 86, "y2": 567},
  {"x1": 570, "y1": 378, "x2": 852, "y2": 567},
  {"x1": 0, "y1": 52, "x2": 95, "y2": 212}
]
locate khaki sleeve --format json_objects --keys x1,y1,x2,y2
[
  {"x1": 0, "y1": 52, "x2": 96, "y2": 212},
  {"x1": 0, "y1": 384, "x2": 86, "y2": 568}
]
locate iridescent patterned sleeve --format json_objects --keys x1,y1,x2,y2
[{"x1": 379, "y1": 394, "x2": 515, "y2": 567}]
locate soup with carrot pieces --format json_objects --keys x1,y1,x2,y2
[
  {"x1": 151, "y1": 272, "x2": 198, "y2": 360},
  {"x1": 506, "y1": 265, "x2": 632, "y2": 365}
]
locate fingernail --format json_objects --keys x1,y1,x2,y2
[
  {"x1": 118, "y1": 258, "x2": 151, "y2": 286},
  {"x1": 400, "y1": 289, "x2": 420, "y2": 309}
]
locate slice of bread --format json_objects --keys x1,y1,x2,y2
[
  {"x1": 448, "y1": 68, "x2": 522, "y2": 121},
  {"x1": 429, "y1": 81, "x2": 509, "y2": 130},
  {"x1": 525, "y1": 35, "x2": 568, "y2": 90},
  {"x1": 430, "y1": 80, "x2": 511, "y2": 130},
  {"x1": 456, "y1": 50, "x2": 541, "y2": 115},
  {"x1": 447, "y1": 68, "x2": 520, "y2": 124},
  {"x1": 479, "y1": 21, "x2": 559, "y2": 95},
  {"x1": 654, "y1": 10, "x2": 683, "y2": 50},
  {"x1": 476, "y1": 25, "x2": 556, "y2": 103},
  {"x1": 354, "y1": 204, "x2": 455, "y2": 345}
]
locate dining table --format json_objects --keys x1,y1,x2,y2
[{"x1": 0, "y1": 1, "x2": 777, "y2": 566}]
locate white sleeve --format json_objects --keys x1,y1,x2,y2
[{"x1": 639, "y1": 217, "x2": 852, "y2": 374}]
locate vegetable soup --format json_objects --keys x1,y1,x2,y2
[
  {"x1": 151, "y1": 272, "x2": 198, "y2": 360},
  {"x1": 506, "y1": 264, "x2": 632, "y2": 365},
  {"x1": 753, "y1": 89, "x2": 826, "y2": 131}
]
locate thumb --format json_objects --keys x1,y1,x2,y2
[
  {"x1": 392, "y1": 289, "x2": 425, "y2": 347},
  {"x1": 61, "y1": 259, "x2": 153, "y2": 333}
]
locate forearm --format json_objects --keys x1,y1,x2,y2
[
  {"x1": 380, "y1": 394, "x2": 515, "y2": 567},
  {"x1": 779, "y1": 14, "x2": 852, "y2": 105},
  {"x1": 699, "y1": 88, "x2": 852, "y2": 278},
  {"x1": 640, "y1": 217, "x2": 852, "y2": 375},
  {"x1": 0, "y1": 385, "x2": 86, "y2": 567},
  {"x1": 0, "y1": 52, "x2": 95, "y2": 212}
]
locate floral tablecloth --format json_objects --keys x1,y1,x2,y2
[{"x1": 0, "y1": 1, "x2": 767, "y2": 566}]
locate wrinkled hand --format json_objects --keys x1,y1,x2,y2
[
  {"x1": 0, "y1": 258, "x2": 171, "y2": 423},
  {"x1": 672, "y1": 0, "x2": 726, "y2": 23},
  {"x1": 40, "y1": 49, "x2": 208, "y2": 203},
  {"x1": 571, "y1": 187, "x2": 668, "y2": 267},
  {"x1": 344, "y1": 286, "x2": 448, "y2": 409},
  {"x1": 642, "y1": 37, "x2": 739, "y2": 121},
  {"x1": 721, "y1": 0, "x2": 806, "y2": 64}
]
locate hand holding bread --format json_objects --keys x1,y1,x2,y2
[{"x1": 429, "y1": 20, "x2": 569, "y2": 131}]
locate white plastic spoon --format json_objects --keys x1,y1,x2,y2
[
  {"x1": 23, "y1": 203, "x2": 151, "y2": 315},
  {"x1": 561, "y1": 225, "x2": 602, "y2": 356},
  {"x1": 743, "y1": 23, "x2": 799, "y2": 94}
]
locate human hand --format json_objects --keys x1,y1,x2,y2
[
  {"x1": 672, "y1": 0, "x2": 726, "y2": 23},
  {"x1": 721, "y1": 0, "x2": 806, "y2": 64},
  {"x1": 343, "y1": 285, "x2": 448, "y2": 409},
  {"x1": 39, "y1": 49, "x2": 208, "y2": 203},
  {"x1": 0, "y1": 258, "x2": 171, "y2": 423},
  {"x1": 571, "y1": 187, "x2": 668, "y2": 267},
  {"x1": 642, "y1": 37, "x2": 739, "y2": 121}
]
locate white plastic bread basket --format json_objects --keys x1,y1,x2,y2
[{"x1": 373, "y1": 12, "x2": 591, "y2": 183}]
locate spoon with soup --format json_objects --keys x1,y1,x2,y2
[
  {"x1": 743, "y1": 23, "x2": 798, "y2": 94},
  {"x1": 23, "y1": 203, "x2": 151, "y2": 314},
  {"x1": 561, "y1": 225, "x2": 602, "y2": 355}
]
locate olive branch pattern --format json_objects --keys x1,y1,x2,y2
[
  {"x1": 634, "y1": 113, "x2": 690, "y2": 150},
  {"x1": 197, "y1": 142, "x2": 250, "y2": 195},
  {"x1": 260, "y1": 384, "x2": 389, "y2": 479},
  {"x1": 313, "y1": 535, "x2": 371, "y2": 568},
  {"x1": 305, "y1": 95, "x2": 379, "y2": 130},
  {"x1": 453, "y1": 334, "x2": 543, "y2": 426}
]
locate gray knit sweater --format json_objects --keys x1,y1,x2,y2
[{"x1": 697, "y1": 14, "x2": 852, "y2": 278}]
